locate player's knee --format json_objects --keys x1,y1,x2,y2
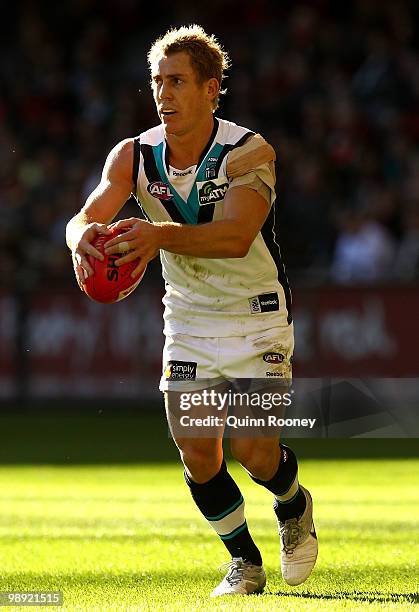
[
  {"x1": 230, "y1": 441, "x2": 252, "y2": 467},
  {"x1": 231, "y1": 442, "x2": 278, "y2": 480},
  {"x1": 178, "y1": 441, "x2": 222, "y2": 482}
]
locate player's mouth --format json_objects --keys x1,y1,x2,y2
[{"x1": 161, "y1": 109, "x2": 177, "y2": 120}]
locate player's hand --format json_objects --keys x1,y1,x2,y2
[
  {"x1": 71, "y1": 223, "x2": 111, "y2": 287},
  {"x1": 104, "y1": 217, "x2": 161, "y2": 278}
]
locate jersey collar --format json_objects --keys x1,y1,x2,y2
[{"x1": 163, "y1": 117, "x2": 219, "y2": 175}]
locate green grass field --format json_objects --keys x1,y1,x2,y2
[{"x1": 0, "y1": 458, "x2": 417, "y2": 611}]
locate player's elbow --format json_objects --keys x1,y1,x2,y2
[{"x1": 230, "y1": 237, "x2": 252, "y2": 258}]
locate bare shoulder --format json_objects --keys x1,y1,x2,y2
[
  {"x1": 103, "y1": 138, "x2": 134, "y2": 183},
  {"x1": 227, "y1": 133, "x2": 276, "y2": 179}
]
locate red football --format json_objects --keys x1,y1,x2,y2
[{"x1": 82, "y1": 228, "x2": 146, "y2": 303}]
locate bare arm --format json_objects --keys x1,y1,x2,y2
[
  {"x1": 66, "y1": 139, "x2": 134, "y2": 286},
  {"x1": 104, "y1": 132, "x2": 276, "y2": 276},
  {"x1": 104, "y1": 185, "x2": 270, "y2": 277},
  {"x1": 157, "y1": 186, "x2": 269, "y2": 257}
]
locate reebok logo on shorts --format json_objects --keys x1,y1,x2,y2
[
  {"x1": 165, "y1": 360, "x2": 197, "y2": 381},
  {"x1": 249, "y1": 292, "x2": 279, "y2": 314}
]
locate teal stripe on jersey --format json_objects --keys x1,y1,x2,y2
[
  {"x1": 186, "y1": 143, "x2": 224, "y2": 220},
  {"x1": 152, "y1": 143, "x2": 196, "y2": 223},
  {"x1": 152, "y1": 142, "x2": 225, "y2": 225},
  {"x1": 220, "y1": 521, "x2": 248, "y2": 541},
  {"x1": 196, "y1": 143, "x2": 224, "y2": 183},
  {"x1": 205, "y1": 495, "x2": 244, "y2": 521}
]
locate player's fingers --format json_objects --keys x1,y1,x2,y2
[
  {"x1": 72, "y1": 256, "x2": 86, "y2": 286},
  {"x1": 103, "y1": 243, "x2": 125, "y2": 255},
  {"x1": 108, "y1": 218, "x2": 137, "y2": 231},
  {"x1": 75, "y1": 265, "x2": 87, "y2": 289},
  {"x1": 77, "y1": 254, "x2": 94, "y2": 276},
  {"x1": 104, "y1": 229, "x2": 137, "y2": 249},
  {"x1": 115, "y1": 251, "x2": 139, "y2": 266},
  {"x1": 131, "y1": 261, "x2": 146, "y2": 279},
  {"x1": 92, "y1": 223, "x2": 112, "y2": 235},
  {"x1": 80, "y1": 241, "x2": 104, "y2": 261},
  {"x1": 104, "y1": 239, "x2": 137, "y2": 255},
  {"x1": 118, "y1": 241, "x2": 131, "y2": 253}
]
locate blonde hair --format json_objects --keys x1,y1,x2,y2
[{"x1": 147, "y1": 24, "x2": 231, "y2": 109}]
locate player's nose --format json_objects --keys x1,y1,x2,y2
[{"x1": 159, "y1": 80, "x2": 173, "y2": 100}]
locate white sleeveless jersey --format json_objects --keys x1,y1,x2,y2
[{"x1": 132, "y1": 117, "x2": 292, "y2": 337}]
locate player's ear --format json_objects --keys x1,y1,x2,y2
[{"x1": 207, "y1": 78, "x2": 219, "y2": 104}]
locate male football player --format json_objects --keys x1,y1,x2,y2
[{"x1": 66, "y1": 25, "x2": 317, "y2": 596}]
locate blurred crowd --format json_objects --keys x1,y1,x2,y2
[{"x1": 1, "y1": 0, "x2": 419, "y2": 291}]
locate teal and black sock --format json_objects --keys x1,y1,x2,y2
[
  {"x1": 250, "y1": 443, "x2": 306, "y2": 522},
  {"x1": 184, "y1": 460, "x2": 262, "y2": 566}
]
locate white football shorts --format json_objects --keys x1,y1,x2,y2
[{"x1": 159, "y1": 324, "x2": 294, "y2": 392}]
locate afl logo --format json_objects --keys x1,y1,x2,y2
[
  {"x1": 263, "y1": 352, "x2": 284, "y2": 363},
  {"x1": 147, "y1": 181, "x2": 173, "y2": 200}
]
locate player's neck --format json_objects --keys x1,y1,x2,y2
[{"x1": 166, "y1": 116, "x2": 215, "y2": 169}]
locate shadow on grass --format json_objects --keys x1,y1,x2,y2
[{"x1": 271, "y1": 589, "x2": 419, "y2": 605}]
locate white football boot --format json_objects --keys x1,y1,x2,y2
[
  {"x1": 278, "y1": 485, "x2": 318, "y2": 586},
  {"x1": 210, "y1": 557, "x2": 266, "y2": 597}
]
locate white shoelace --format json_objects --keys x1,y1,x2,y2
[{"x1": 217, "y1": 559, "x2": 249, "y2": 586}]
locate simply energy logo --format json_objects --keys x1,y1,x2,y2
[
  {"x1": 197, "y1": 179, "x2": 228, "y2": 205},
  {"x1": 165, "y1": 360, "x2": 197, "y2": 381}
]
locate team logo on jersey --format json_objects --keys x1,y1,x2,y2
[
  {"x1": 147, "y1": 181, "x2": 173, "y2": 200},
  {"x1": 165, "y1": 360, "x2": 197, "y2": 381},
  {"x1": 205, "y1": 157, "x2": 218, "y2": 179},
  {"x1": 249, "y1": 292, "x2": 280, "y2": 314},
  {"x1": 197, "y1": 178, "x2": 228, "y2": 205}
]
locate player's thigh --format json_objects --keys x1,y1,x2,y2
[
  {"x1": 229, "y1": 381, "x2": 289, "y2": 464},
  {"x1": 164, "y1": 381, "x2": 230, "y2": 453}
]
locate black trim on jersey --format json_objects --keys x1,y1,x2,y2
[
  {"x1": 197, "y1": 117, "x2": 219, "y2": 167},
  {"x1": 196, "y1": 129, "x2": 254, "y2": 224},
  {"x1": 141, "y1": 143, "x2": 187, "y2": 224},
  {"x1": 215, "y1": 130, "x2": 255, "y2": 175},
  {"x1": 131, "y1": 137, "x2": 150, "y2": 221},
  {"x1": 163, "y1": 117, "x2": 219, "y2": 173},
  {"x1": 260, "y1": 205, "x2": 293, "y2": 324},
  {"x1": 164, "y1": 140, "x2": 170, "y2": 172},
  {"x1": 197, "y1": 203, "x2": 215, "y2": 224},
  {"x1": 195, "y1": 129, "x2": 255, "y2": 224}
]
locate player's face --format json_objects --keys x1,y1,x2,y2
[{"x1": 151, "y1": 52, "x2": 217, "y2": 137}]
